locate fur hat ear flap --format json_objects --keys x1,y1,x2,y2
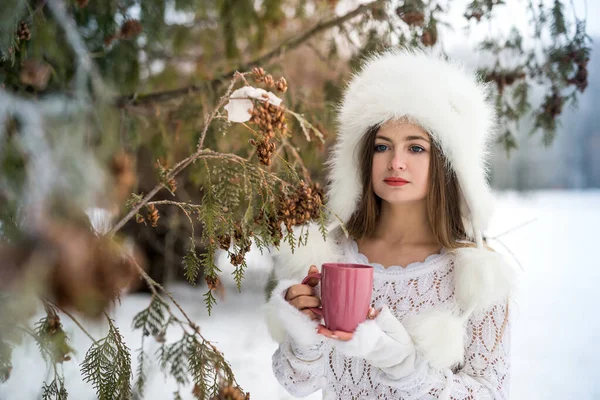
[
  {"x1": 402, "y1": 308, "x2": 465, "y2": 370},
  {"x1": 453, "y1": 247, "x2": 517, "y2": 313}
]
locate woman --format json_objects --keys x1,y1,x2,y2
[{"x1": 265, "y1": 50, "x2": 516, "y2": 399}]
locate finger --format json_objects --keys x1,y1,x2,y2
[
  {"x1": 285, "y1": 284, "x2": 314, "y2": 301},
  {"x1": 304, "y1": 276, "x2": 320, "y2": 288},
  {"x1": 317, "y1": 324, "x2": 333, "y2": 337},
  {"x1": 331, "y1": 330, "x2": 354, "y2": 341},
  {"x1": 301, "y1": 309, "x2": 321, "y2": 321},
  {"x1": 304, "y1": 265, "x2": 320, "y2": 287},
  {"x1": 367, "y1": 307, "x2": 380, "y2": 320},
  {"x1": 289, "y1": 295, "x2": 321, "y2": 310}
]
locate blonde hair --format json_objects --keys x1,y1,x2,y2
[{"x1": 345, "y1": 120, "x2": 473, "y2": 250}]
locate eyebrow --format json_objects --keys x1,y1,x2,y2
[{"x1": 375, "y1": 135, "x2": 430, "y2": 143}]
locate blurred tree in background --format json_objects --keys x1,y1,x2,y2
[{"x1": 0, "y1": 0, "x2": 592, "y2": 398}]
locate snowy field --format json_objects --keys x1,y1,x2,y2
[{"x1": 1, "y1": 190, "x2": 599, "y2": 400}]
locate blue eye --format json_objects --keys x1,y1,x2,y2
[
  {"x1": 410, "y1": 145, "x2": 425, "y2": 153},
  {"x1": 374, "y1": 144, "x2": 388, "y2": 152}
]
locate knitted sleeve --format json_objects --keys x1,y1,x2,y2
[
  {"x1": 379, "y1": 301, "x2": 511, "y2": 399},
  {"x1": 272, "y1": 337, "x2": 328, "y2": 397}
]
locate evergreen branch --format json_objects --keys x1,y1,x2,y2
[
  {"x1": 80, "y1": 314, "x2": 132, "y2": 400},
  {"x1": 41, "y1": 376, "x2": 68, "y2": 400},
  {"x1": 147, "y1": 200, "x2": 197, "y2": 244},
  {"x1": 109, "y1": 71, "x2": 246, "y2": 236},
  {"x1": 132, "y1": 295, "x2": 169, "y2": 337},
  {"x1": 158, "y1": 336, "x2": 189, "y2": 385},
  {"x1": 116, "y1": 0, "x2": 385, "y2": 106},
  {"x1": 134, "y1": 346, "x2": 147, "y2": 397},
  {"x1": 183, "y1": 243, "x2": 202, "y2": 283},
  {"x1": 203, "y1": 288, "x2": 217, "y2": 318},
  {"x1": 110, "y1": 149, "x2": 291, "y2": 236}
]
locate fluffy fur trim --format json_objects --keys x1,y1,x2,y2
[
  {"x1": 271, "y1": 222, "x2": 346, "y2": 281},
  {"x1": 334, "y1": 318, "x2": 381, "y2": 358},
  {"x1": 326, "y1": 49, "x2": 497, "y2": 235},
  {"x1": 453, "y1": 247, "x2": 517, "y2": 312},
  {"x1": 403, "y1": 308, "x2": 466, "y2": 370},
  {"x1": 335, "y1": 306, "x2": 414, "y2": 361},
  {"x1": 264, "y1": 279, "x2": 323, "y2": 346}
]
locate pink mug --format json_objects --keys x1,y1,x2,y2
[{"x1": 302, "y1": 263, "x2": 374, "y2": 332}]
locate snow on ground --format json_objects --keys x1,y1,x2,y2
[{"x1": 1, "y1": 190, "x2": 599, "y2": 400}]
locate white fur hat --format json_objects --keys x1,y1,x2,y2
[{"x1": 326, "y1": 49, "x2": 497, "y2": 249}]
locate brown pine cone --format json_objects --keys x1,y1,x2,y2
[
  {"x1": 251, "y1": 67, "x2": 266, "y2": 79},
  {"x1": 420, "y1": 30, "x2": 436, "y2": 47},
  {"x1": 167, "y1": 177, "x2": 177, "y2": 193},
  {"x1": 396, "y1": 8, "x2": 425, "y2": 27},
  {"x1": 120, "y1": 19, "x2": 143, "y2": 39},
  {"x1": 275, "y1": 77, "x2": 288, "y2": 93},
  {"x1": 146, "y1": 204, "x2": 160, "y2": 227},
  {"x1": 217, "y1": 235, "x2": 231, "y2": 250},
  {"x1": 17, "y1": 22, "x2": 31, "y2": 41},
  {"x1": 264, "y1": 74, "x2": 275, "y2": 87}
]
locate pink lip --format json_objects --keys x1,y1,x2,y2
[
  {"x1": 384, "y1": 178, "x2": 409, "y2": 186},
  {"x1": 385, "y1": 181, "x2": 409, "y2": 186}
]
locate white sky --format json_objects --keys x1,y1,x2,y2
[{"x1": 339, "y1": 0, "x2": 599, "y2": 47}]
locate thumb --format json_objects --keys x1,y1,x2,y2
[{"x1": 304, "y1": 265, "x2": 320, "y2": 287}]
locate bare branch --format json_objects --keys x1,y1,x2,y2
[{"x1": 116, "y1": 0, "x2": 384, "y2": 106}]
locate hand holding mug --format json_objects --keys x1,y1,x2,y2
[
  {"x1": 284, "y1": 265, "x2": 322, "y2": 321},
  {"x1": 302, "y1": 262, "x2": 374, "y2": 336}
]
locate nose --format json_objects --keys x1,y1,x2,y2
[{"x1": 388, "y1": 151, "x2": 407, "y2": 171}]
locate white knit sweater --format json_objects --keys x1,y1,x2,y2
[{"x1": 271, "y1": 239, "x2": 510, "y2": 399}]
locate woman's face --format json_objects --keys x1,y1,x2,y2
[{"x1": 371, "y1": 119, "x2": 431, "y2": 205}]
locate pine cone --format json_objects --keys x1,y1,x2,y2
[
  {"x1": 251, "y1": 67, "x2": 266, "y2": 80},
  {"x1": 146, "y1": 204, "x2": 160, "y2": 227},
  {"x1": 205, "y1": 275, "x2": 220, "y2": 290},
  {"x1": 420, "y1": 30, "x2": 436, "y2": 47},
  {"x1": 543, "y1": 93, "x2": 563, "y2": 118},
  {"x1": 167, "y1": 177, "x2": 177, "y2": 193},
  {"x1": 217, "y1": 235, "x2": 231, "y2": 250},
  {"x1": 264, "y1": 74, "x2": 275, "y2": 87},
  {"x1": 214, "y1": 385, "x2": 246, "y2": 400},
  {"x1": 396, "y1": 8, "x2": 425, "y2": 27},
  {"x1": 17, "y1": 22, "x2": 31, "y2": 41},
  {"x1": 120, "y1": 19, "x2": 143, "y2": 39},
  {"x1": 275, "y1": 77, "x2": 288, "y2": 93},
  {"x1": 256, "y1": 139, "x2": 276, "y2": 166},
  {"x1": 568, "y1": 65, "x2": 588, "y2": 92}
]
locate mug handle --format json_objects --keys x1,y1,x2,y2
[{"x1": 301, "y1": 273, "x2": 323, "y2": 317}]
